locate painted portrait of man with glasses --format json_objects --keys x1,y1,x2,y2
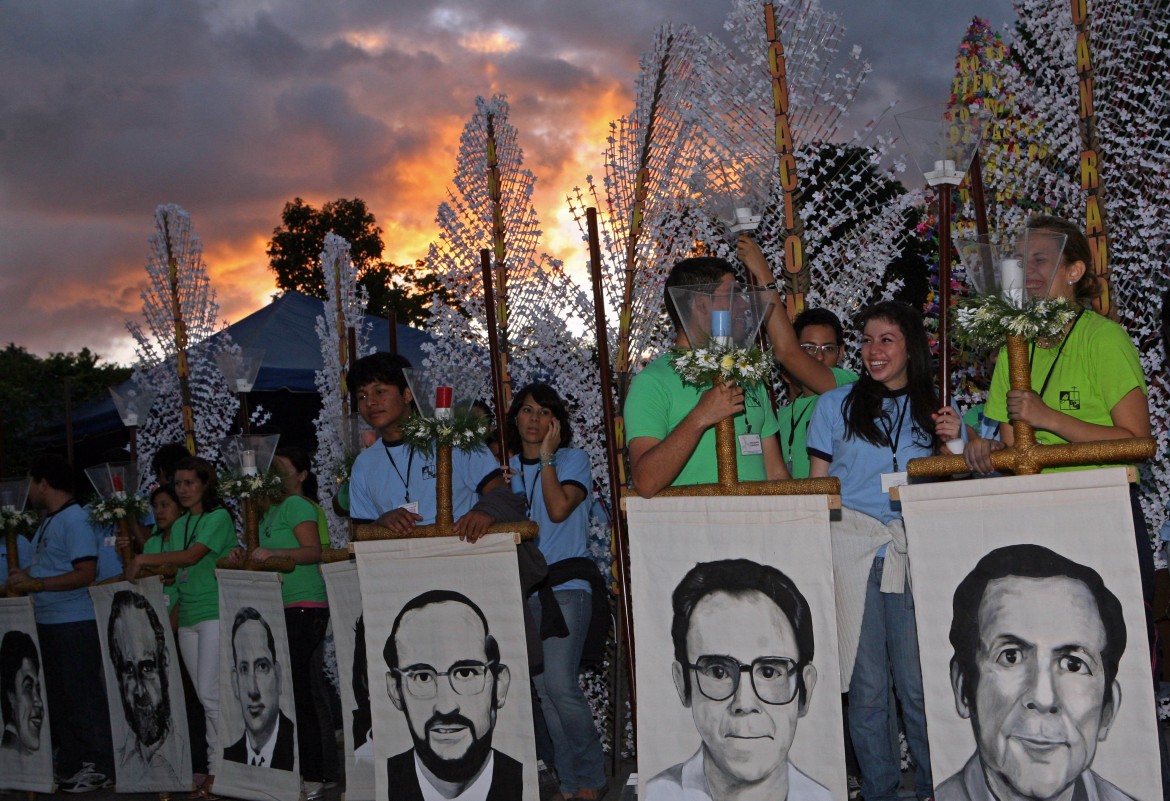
[
  {"x1": 382, "y1": 589, "x2": 522, "y2": 801},
  {"x1": 645, "y1": 559, "x2": 831, "y2": 801}
]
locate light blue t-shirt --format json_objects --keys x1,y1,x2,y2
[
  {"x1": 510, "y1": 448, "x2": 593, "y2": 593},
  {"x1": 350, "y1": 439, "x2": 502, "y2": 524},
  {"x1": 806, "y1": 384, "x2": 936, "y2": 527},
  {"x1": 28, "y1": 502, "x2": 99, "y2": 624}
]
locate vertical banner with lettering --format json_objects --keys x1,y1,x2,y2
[
  {"x1": 0, "y1": 597, "x2": 54, "y2": 792},
  {"x1": 90, "y1": 577, "x2": 192, "y2": 792}
]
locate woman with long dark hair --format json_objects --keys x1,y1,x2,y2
[
  {"x1": 127, "y1": 456, "x2": 237, "y2": 800},
  {"x1": 806, "y1": 301, "x2": 960, "y2": 801},
  {"x1": 506, "y1": 383, "x2": 606, "y2": 801}
]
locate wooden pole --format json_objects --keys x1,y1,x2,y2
[
  {"x1": 585, "y1": 208, "x2": 638, "y2": 722},
  {"x1": 937, "y1": 185, "x2": 954, "y2": 407},
  {"x1": 480, "y1": 250, "x2": 510, "y2": 459}
]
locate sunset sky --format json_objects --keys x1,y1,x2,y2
[{"x1": 0, "y1": 0, "x2": 1014, "y2": 365}]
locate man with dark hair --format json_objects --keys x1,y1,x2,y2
[
  {"x1": 107, "y1": 590, "x2": 184, "y2": 787},
  {"x1": 0, "y1": 630, "x2": 44, "y2": 756},
  {"x1": 625, "y1": 256, "x2": 790, "y2": 497},
  {"x1": 151, "y1": 443, "x2": 191, "y2": 486},
  {"x1": 223, "y1": 607, "x2": 295, "y2": 771},
  {"x1": 646, "y1": 559, "x2": 829, "y2": 801},
  {"x1": 382, "y1": 590, "x2": 522, "y2": 800},
  {"x1": 347, "y1": 353, "x2": 514, "y2": 542},
  {"x1": 937, "y1": 544, "x2": 1135, "y2": 801},
  {"x1": 8, "y1": 454, "x2": 114, "y2": 792}
]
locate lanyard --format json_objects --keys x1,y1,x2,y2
[
  {"x1": 384, "y1": 443, "x2": 414, "y2": 504},
  {"x1": 181, "y1": 512, "x2": 206, "y2": 550},
  {"x1": 1029, "y1": 310, "x2": 1084, "y2": 400},
  {"x1": 32, "y1": 499, "x2": 79, "y2": 562},
  {"x1": 786, "y1": 398, "x2": 814, "y2": 457},
  {"x1": 518, "y1": 462, "x2": 541, "y2": 516},
  {"x1": 877, "y1": 396, "x2": 910, "y2": 472}
]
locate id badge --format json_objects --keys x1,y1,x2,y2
[
  {"x1": 738, "y1": 434, "x2": 763, "y2": 455},
  {"x1": 103, "y1": 535, "x2": 117, "y2": 548},
  {"x1": 178, "y1": 568, "x2": 189, "y2": 585},
  {"x1": 880, "y1": 471, "x2": 908, "y2": 494},
  {"x1": 399, "y1": 501, "x2": 420, "y2": 515},
  {"x1": 163, "y1": 594, "x2": 171, "y2": 609}
]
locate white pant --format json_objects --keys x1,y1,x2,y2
[{"x1": 179, "y1": 619, "x2": 220, "y2": 767}]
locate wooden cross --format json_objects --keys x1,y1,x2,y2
[{"x1": 907, "y1": 334, "x2": 1156, "y2": 479}]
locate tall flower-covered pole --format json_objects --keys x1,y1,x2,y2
[
  {"x1": 485, "y1": 109, "x2": 514, "y2": 412},
  {"x1": 162, "y1": 213, "x2": 197, "y2": 455},
  {"x1": 765, "y1": 2, "x2": 806, "y2": 315}
]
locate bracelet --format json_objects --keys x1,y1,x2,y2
[{"x1": 539, "y1": 451, "x2": 558, "y2": 468}]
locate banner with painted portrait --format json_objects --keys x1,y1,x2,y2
[
  {"x1": 90, "y1": 577, "x2": 191, "y2": 792},
  {"x1": 626, "y1": 494, "x2": 846, "y2": 801},
  {"x1": 322, "y1": 559, "x2": 375, "y2": 800},
  {"x1": 354, "y1": 532, "x2": 537, "y2": 801},
  {"x1": 0, "y1": 597, "x2": 54, "y2": 792},
  {"x1": 901, "y1": 468, "x2": 1161, "y2": 801},
  {"x1": 213, "y1": 570, "x2": 301, "y2": 801}
]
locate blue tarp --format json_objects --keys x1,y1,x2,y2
[{"x1": 63, "y1": 292, "x2": 433, "y2": 438}]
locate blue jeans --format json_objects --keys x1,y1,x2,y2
[
  {"x1": 849, "y1": 557, "x2": 932, "y2": 801},
  {"x1": 528, "y1": 590, "x2": 606, "y2": 793}
]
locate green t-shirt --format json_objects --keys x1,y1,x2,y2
[
  {"x1": 624, "y1": 352, "x2": 781, "y2": 486},
  {"x1": 173, "y1": 508, "x2": 238, "y2": 627},
  {"x1": 143, "y1": 527, "x2": 179, "y2": 612},
  {"x1": 776, "y1": 367, "x2": 858, "y2": 478},
  {"x1": 260, "y1": 495, "x2": 327, "y2": 605},
  {"x1": 985, "y1": 310, "x2": 1147, "y2": 471}
]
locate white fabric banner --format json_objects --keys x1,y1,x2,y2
[
  {"x1": 89, "y1": 577, "x2": 192, "y2": 792},
  {"x1": 901, "y1": 468, "x2": 1161, "y2": 801},
  {"x1": 0, "y1": 596, "x2": 54, "y2": 793},
  {"x1": 322, "y1": 559, "x2": 375, "y2": 800},
  {"x1": 354, "y1": 532, "x2": 537, "y2": 801},
  {"x1": 213, "y1": 569, "x2": 301, "y2": 801},
  {"x1": 627, "y1": 494, "x2": 845, "y2": 801}
]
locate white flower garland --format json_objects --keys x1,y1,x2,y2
[
  {"x1": 399, "y1": 412, "x2": 491, "y2": 457},
  {"x1": 671, "y1": 343, "x2": 773, "y2": 388},
  {"x1": 953, "y1": 296, "x2": 1080, "y2": 351},
  {"x1": 0, "y1": 506, "x2": 38, "y2": 536},
  {"x1": 89, "y1": 492, "x2": 151, "y2": 527},
  {"x1": 218, "y1": 470, "x2": 284, "y2": 500}
]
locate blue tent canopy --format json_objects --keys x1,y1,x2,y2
[{"x1": 62, "y1": 292, "x2": 434, "y2": 439}]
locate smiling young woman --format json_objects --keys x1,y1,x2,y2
[{"x1": 806, "y1": 301, "x2": 960, "y2": 801}]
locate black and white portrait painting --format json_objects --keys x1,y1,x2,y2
[
  {"x1": 322, "y1": 558, "x2": 375, "y2": 800},
  {"x1": 0, "y1": 597, "x2": 53, "y2": 793},
  {"x1": 626, "y1": 495, "x2": 846, "y2": 801},
  {"x1": 900, "y1": 468, "x2": 1162, "y2": 801},
  {"x1": 354, "y1": 533, "x2": 537, "y2": 801},
  {"x1": 90, "y1": 578, "x2": 191, "y2": 792},
  {"x1": 214, "y1": 570, "x2": 301, "y2": 801}
]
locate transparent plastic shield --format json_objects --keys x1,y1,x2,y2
[
  {"x1": 85, "y1": 461, "x2": 140, "y2": 498},
  {"x1": 668, "y1": 284, "x2": 773, "y2": 349},
  {"x1": 957, "y1": 230, "x2": 1067, "y2": 305},
  {"x1": 108, "y1": 380, "x2": 156, "y2": 427},
  {"x1": 1018, "y1": 228, "x2": 1069, "y2": 301},
  {"x1": 0, "y1": 477, "x2": 31, "y2": 510},
  {"x1": 404, "y1": 368, "x2": 486, "y2": 421},
  {"x1": 895, "y1": 104, "x2": 988, "y2": 186},
  {"x1": 220, "y1": 434, "x2": 280, "y2": 476},
  {"x1": 690, "y1": 155, "x2": 773, "y2": 236},
  {"x1": 215, "y1": 347, "x2": 265, "y2": 393}
]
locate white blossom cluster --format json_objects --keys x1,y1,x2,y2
[
  {"x1": 88, "y1": 491, "x2": 151, "y2": 527},
  {"x1": 218, "y1": 470, "x2": 284, "y2": 501},
  {"x1": 312, "y1": 233, "x2": 372, "y2": 548},
  {"x1": 671, "y1": 344, "x2": 773, "y2": 388},
  {"x1": 0, "y1": 506, "x2": 38, "y2": 535},
  {"x1": 127, "y1": 205, "x2": 240, "y2": 485}
]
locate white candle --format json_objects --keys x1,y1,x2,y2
[
  {"x1": 934, "y1": 159, "x2": 956, "y2": 173},
  {"x1": 236, "y1": 378, "x2": 252, "y2": 392},
  {"x1": 241, "y1": 449, "x2": 257, "y2": 476},
  {"x1": 1000, "y1": 258, "x2": 1026, "y2": 306},
  {"x1": 124, "y1": 412, "x2": 138, "y2": 427}
]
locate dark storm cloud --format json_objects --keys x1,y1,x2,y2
[{"x1": 0, "y1": 0, "x2": 1016, "y2": 360}]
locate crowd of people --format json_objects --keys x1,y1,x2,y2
[{"x1": 2, "y1": 214, "x2": 1162, "y2": 801}]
